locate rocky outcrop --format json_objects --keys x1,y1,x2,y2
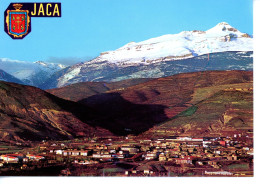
[{"x1": 241, "y1": 33, "x2": 251, "y2": 38}]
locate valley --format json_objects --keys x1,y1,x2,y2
[{"x1": 0, "y1": 21, "x2": 253, "y2": 177}]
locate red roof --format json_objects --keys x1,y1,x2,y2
[
  {"x1": 4, "y1": 156, "x2": 17, "y2": 159},
  {"x1": 35, "y1": 156, "x2": 44, "y2": 158}
]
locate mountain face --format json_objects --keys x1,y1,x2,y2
[
  {"x1": 141, "y1": 88, "x2": 253, "y2": 139},
  {"x1": 41, "y1": 22, "x2": 253, "y2": 89},
  {"x1": 47, "y1": 70, "x2": 253, "y2": 136},
  {"x1": 0, "y1": 58, "x2": 66, "y2": 87},
  {"x1": 46, "y1": 78, "x2": 152, "y2": 102},
  {"x1": 0, "y1": 81, "x2": 112, "y2": 143},
  {"x1": 0, "y1": 69, "x2": 24, "y2": 84},
  {"x1": 91, "y1": 22, "x2": 252, "y2": 65},
  {"x1": 0, "y1": 71, "x2": 253, "y2": 141}
]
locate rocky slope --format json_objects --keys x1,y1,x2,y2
[
  {"x1": 48, "y1": 70, "x2": 253, "y2": 136},
  {"x1": 0, "y1": 81, "x2": 112, "y2": 143},
  {"x1": 47, "y1": 78, "x2": 152, "y2": 102},
  {"x1": 141, "y1": 87, "x2": 253, "y2": 138},
  {"x1": 0, "y1": 69, "x2": 24, "y2": 85}
]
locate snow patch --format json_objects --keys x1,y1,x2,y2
[{"x1": 57, "y1": 66, "x2": 82, "y2": 87}]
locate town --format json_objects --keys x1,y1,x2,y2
[{"x1": 0, "y1": 133, "x2": 253, "y2": 176}]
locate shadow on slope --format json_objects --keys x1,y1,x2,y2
[{"x1": 79, "y1": 92, "x2": 169, "y2": 136}]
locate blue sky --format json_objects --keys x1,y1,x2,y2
[{"x1": 0, "y1": 0, "x2": 253, "y2": 65}]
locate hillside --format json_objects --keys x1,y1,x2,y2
[
  {"x1": 141, "y1": 87, "x2": 253, "y2": 138},
  {"x1": 47, "y1": 78, "x2": 152, "y2": 102},
  {"x1": 0, "y1": 81, "x2": 112, "y2": 143},
  {"x1": 0, "y1": 70, "x2": 253, "y2": 141},
  {"x1": 48, "y1": 70, "x2": 253, "y2": 136}
]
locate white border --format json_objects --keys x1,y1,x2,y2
[{"x1": 0, "y1": 0, "x2": 258, "y2": 183}]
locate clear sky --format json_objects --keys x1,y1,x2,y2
[{"x1": 0, "y1": 0, "x2": 253, "y2": 65}]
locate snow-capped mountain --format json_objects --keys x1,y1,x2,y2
[
  {"x1": 0, "y1": 58, "x2": 66, "y2": 87},
  {"x1": 94, "y1": 22, "x2": 252, "y2": 66},
  {"x1": 0, "y1": 69, "x2": 24, "y2": 84},
  {"x1": 41, "y1": 22, "x2": 253, "y2": 89}
]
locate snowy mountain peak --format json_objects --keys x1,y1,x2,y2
[
  {"x1": 34, "y1": 60, "x2": 66, "y2": 69},
  {"x1": 218, "y1": 22, "x2": 230, "y2": 25},
  {"x1": 0, "y1": 58, "x2": 66, "y2": 87},
  {"x1": 87, "y1": 22, "x2": 252, "y2": 67},
  {"x1": 42, "y1": 22, "x2": 253, "y2": 88},
  {"x1": 35, "y1": 61, "x2": 48, "y2": 66},
  {"x1": 207, "y1": 22, "x2": 241, "y2": 36}
]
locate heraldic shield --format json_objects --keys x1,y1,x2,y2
[{"x1": 5, "y1": 4, "x2": 30, "y2": 39}]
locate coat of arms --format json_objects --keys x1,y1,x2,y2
[{"x1": 5, "y1": 4, "x2": 30, "y2": 39}]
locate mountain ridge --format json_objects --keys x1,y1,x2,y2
[
  {"x1": 42, "y1": 51, "x2": 253, "y2": 89},
  {"x1": 0, "y1": 69, "x2": 24, "y2": 85},
  {"x1": 1, "y1": 22, "x2": 253, "y2": 89},
  {"x1": 95, "y1": 22, "x2": 252, "y2": 65},
  {"x1": 0, "y1": 58, "x2": 66, "y2": 87},
  {"x1": 0, "y1": 81, "x2": 113, "y2": 143},
  {"x1": 41, "y1": 22, "x2": 252, "y2": 89},
  {"x1": 47, "y1": 70, "x2": 253, "y2": 136}
]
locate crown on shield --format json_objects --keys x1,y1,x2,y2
[{"x1": 13, "y1": 4, "x2": 23, "y2": 10}]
